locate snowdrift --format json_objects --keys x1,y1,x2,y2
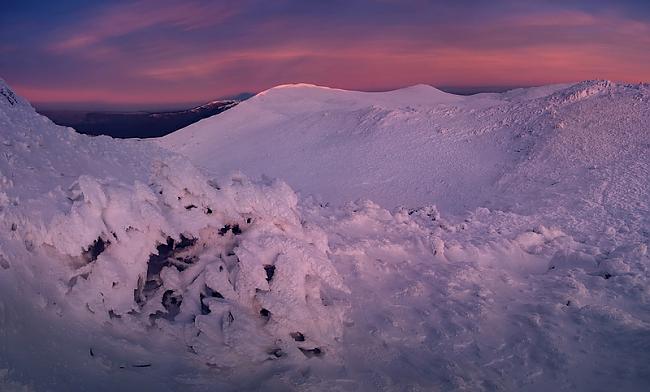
[
  {"x1": 2, "y1": 78, "x2": 650, "y2": 391},
  {"x1": 0, "y1": 79, "x2": 348, "y2": 390}
]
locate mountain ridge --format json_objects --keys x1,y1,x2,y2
[
  {"x1": 1, "y1": 77, "x2": 649, "y2": 391},
  {"x1": 38, "y1": 98, "x2": 239, "y2": 138},
  {"x1": 159, "y1": 79, "x2": 649, "y2": 215}
]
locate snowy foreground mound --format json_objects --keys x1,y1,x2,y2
[
  {"x1": 2, "y1": 79, "x2": 650, "y2": 391},
  {"x1": 0, "y1": 80, "x2": 346, "y2": 390}
]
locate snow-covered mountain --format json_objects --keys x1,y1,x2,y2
[
  {"x1": 1, "y1": 77, "x2": 650, "y2": 391},
  {"x1": 160, "y1": 81, "x2": 649, "y2": 217}
]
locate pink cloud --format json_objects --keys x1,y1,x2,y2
[
  {"x1": 508, "y1": 10, "x2": 599, "y2": 28},
  {"x1": 50, "y1": 0, "x2": 242, "y2": 52},
  {"x1": 19, "y1": 4, "x2": 650, "y2": 106},
  {"x1": 133, "y1": 8, "x2": 650, "y2": 87}
]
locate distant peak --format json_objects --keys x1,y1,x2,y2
[
  {"x1": 258, "y1": 83, "x2": 341, "y2": 95},
  {"x1": 273, "y1": 83, "x2": 326, "y2": 89},
  {"x1": 256, "y1": 83, "x2": 454, "y2": 99},
  {"x1": 392, "y1": 83, "x2": 451, "y2": 95},
  {"x1": 400, "y1": 83, "x2": 435, "y2": 90},
  {"x1": 192, "y1": 99, "x2": 238, "y2": 111}
]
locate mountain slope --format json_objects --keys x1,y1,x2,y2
[
  {"x1": 159, "y1": 81, "x2": 649, "y2": 226},
  {"x1": 1, "y1": 78, "x2": 650, "y2": 391},
  {"x1": 160, "y1": 83, "x2": 487, "y2": 212}
]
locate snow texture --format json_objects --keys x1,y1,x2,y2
[{"x1": 1, "y1": 77, "x2": 650, "y2": 391}]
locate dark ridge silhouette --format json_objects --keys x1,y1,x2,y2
[{"x1": 38, "y1": 100, "x2": 241, "y2": 139}]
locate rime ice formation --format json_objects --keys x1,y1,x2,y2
[
  {"x1": 2, "y1": 78, "x2": 650, "y2": 391},
  {"x1": 0, "y1": 79, "x2": 347, "y2": 391}
]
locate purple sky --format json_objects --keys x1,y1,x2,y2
[{"x1": 1, "y1": 0, "x2": 649, "y2": 109}]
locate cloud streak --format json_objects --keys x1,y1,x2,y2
[
  {"x1": 1, "y1": 0, "x2": 649, "y2": 107},
  {"x1": 49, "y1": 0, "x2": 242, "y2": 52}
]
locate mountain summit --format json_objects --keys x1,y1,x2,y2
[{"x1": 159, "y1": 81, "x2": 649, "y2": 215}]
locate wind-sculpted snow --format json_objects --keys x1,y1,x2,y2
[
  {"x1": 301, "y1": 201, "x2": 650, "y2": 391},
  {"x1": 0, "y1": 79, "x2": 348, "y2": 390},
  {"x1": 1, "y1": 79, "x2": 650, "y2": 391}
]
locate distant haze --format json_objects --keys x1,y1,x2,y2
[
  {"x1": 38, "y1": 100, "x2": 240, "y2": 138},
  {"x1": 33, "y1": 92, "x2": 255, "y2": 112}
]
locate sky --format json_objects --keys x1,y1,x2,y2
[{"x1": 1, "y1": 0, "x2": 649, "y2": 109}]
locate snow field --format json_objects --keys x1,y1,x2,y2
[{"x1": 1, "y1": 78, "x2": 649, "y2": 390}]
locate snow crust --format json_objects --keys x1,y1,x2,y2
[{"x1": 2, "y1": 78, "x2": 650, "y2": 391}]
